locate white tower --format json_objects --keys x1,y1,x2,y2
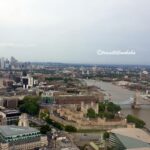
[{"x1": 18, "y1": 113, "x2": 29, "y2": 127}]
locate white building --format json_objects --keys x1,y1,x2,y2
[{"x1": 22, "y1": 74, "x2": 34, "y2": 89}]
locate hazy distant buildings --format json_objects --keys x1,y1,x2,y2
[
  {"x1": 0, "y1": 56, "x2": 19, "y2": 70},
  {"x1": 0, "y1": 57, "x2": 5, "y2": 69},
  {"x1": 87, "y1": 70, "x2": 90, "y2": 75},
  {"x1": 5, "y1": 59, "x2": 10, "y2": 69},
  {"x1": 10, "y1": 56, "x2": 18, "y2": 65},
  {"x1": 140, "y1": 70, "x2": 149, "y2": 81}
]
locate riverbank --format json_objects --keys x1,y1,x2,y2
[{"x1": 84, "y1": 79, "x2": 150, "y2": 130}]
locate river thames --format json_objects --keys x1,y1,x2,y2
[{"x1": 84, "y1": 79, "x2": 150, "y2": 129}]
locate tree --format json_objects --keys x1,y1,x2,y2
[
  {"x1": 45, "y1": 117, "x2": 64, "y2": 130},
  {"x1": 45, "y1": 117, "x2": 53, "y2": 124},
  {"x1": 52, "y1": 122, "x2": 64, "y2": 130},
  {"x1": 19, "y1": 96, "x2": 40, "y2": 116},
  {"x1": 103, "y1": 112, "x2": 114, "y2": 119},
  {"x1": 40, "y1": 125, "x2": 51, "y2": 134},
  {"x1": 103, "y1": 132, "x2": 110, "y2": 140},
  {"x1": 107, "y1": 102, "x2": 121, "y2": 114},
  {"x1": 65, "y1": 125, "x2": 77, "y2": 132},
  {"x1": 87, "y1": 108, "x2": 97, "y2": 118},
  {"x1": 99, "y1": 102, "x2": 105, "y2": 112},
  {"x1": 98, "y1": 102, "x2": 121, "y2": 120},
  {"x1": 127, "y1": 115, "x2": 145, "y2": 128},
  {"x1": 40, "y1": 109, "x2": 49, "y2": 119},
  {"x1": 99, "y1": 102, "x2": 121, "y2": 114}
]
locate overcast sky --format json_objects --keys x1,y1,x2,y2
[{"x1": 0, "y1": 0, "x2": 150, "y2": 64}]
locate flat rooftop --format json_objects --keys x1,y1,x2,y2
[
  {"x1": 111, "y1": 128, "x2": 150, "y2": 143},
  {"x1": 1, "y1": 109, "x2": 20, "y2": 115},
  {"x1": 0, "y1": 125, "x2": 40, "y2": 137}
]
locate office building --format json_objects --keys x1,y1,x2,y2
[
  {"x1": 0, "y1": 109, "x2": 21, "y2": 125},
  {"x1": 110, "y1": 128, "x2": 150, "y2": 150},
  {"x1": 0, "y1": 125, "x2": 48, "y2": 150}
]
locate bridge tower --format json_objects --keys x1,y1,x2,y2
[{"x1": 132, "y1": 91, "x2": 141, "y2": 109}]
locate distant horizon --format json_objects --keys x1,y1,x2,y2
[{"x1": 1, "y1": 56, "x2": 150, "y2": 67}]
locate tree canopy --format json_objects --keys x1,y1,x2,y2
[
  {"x1": 107, "y1": 102, "x2": 121, "y2": 113},
  {"x1": 45, "y1": 117, "x2": 64, "y2": 130},
  {"x1": 65, "y1": 125, "x2": 77, "y2": 132},
  {"x1": 87, "y1": 108, "x2": 97, "y2": 118},
  {"x1": 98, "y1": 102, "x2": 121, "y2": 120},
  {"x1": 103, "y1": 132, "x2": 110, "y2": 140},
  {"x1": 127, "y1": 115, "x2": 145, "y2": 128},
  {"x1": 40, "y1": 125, "x2": 51, "y2": 134},
  {"x1": 19, "y1": 96, "x2": 40, "y2": 116}
]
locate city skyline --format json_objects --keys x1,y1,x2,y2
[
  {"x1": 0, "y1": 0, "x2": 150, "y2": 65},
  {"x1": 0, "y1": 1, "x2": 150, "y2": 150},
  {"x1": 1, "y1": 56, "x2": 150, "y2": 66}
]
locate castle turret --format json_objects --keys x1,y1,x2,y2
[{"x1": 18, "y1": 113, "x2": 29, "y2": 127}]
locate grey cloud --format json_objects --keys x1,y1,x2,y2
[{"x1": 0, "y1": 0, "x2": 149, "y2": 64}]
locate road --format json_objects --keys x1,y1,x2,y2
[{"x1": 28, "y1": 116, "x2": 47, "y2": 126}]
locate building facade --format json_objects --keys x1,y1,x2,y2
[
  {"x1": 0, "y1": 109, "x2": 21, "y2": 125},
  {"x1": 110, "y1": 128, "x2": 150, "y2": 150},
  {"x1": 0, "y1": 125, "x2": 48, "y2": 150}
]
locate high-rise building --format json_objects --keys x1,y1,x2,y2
[
  {"x1": 0, "y1": 57, "x2": 5, "y2": 69},
  {"x1": 10, "y1": 56, "x2": 17, "y2": 64},
  {"x1": 10, "y1": 56, "x2": 19, "y2": 69},
  {"x1": 5, "y1": 59, "x2": 10, "y2": 69}
]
